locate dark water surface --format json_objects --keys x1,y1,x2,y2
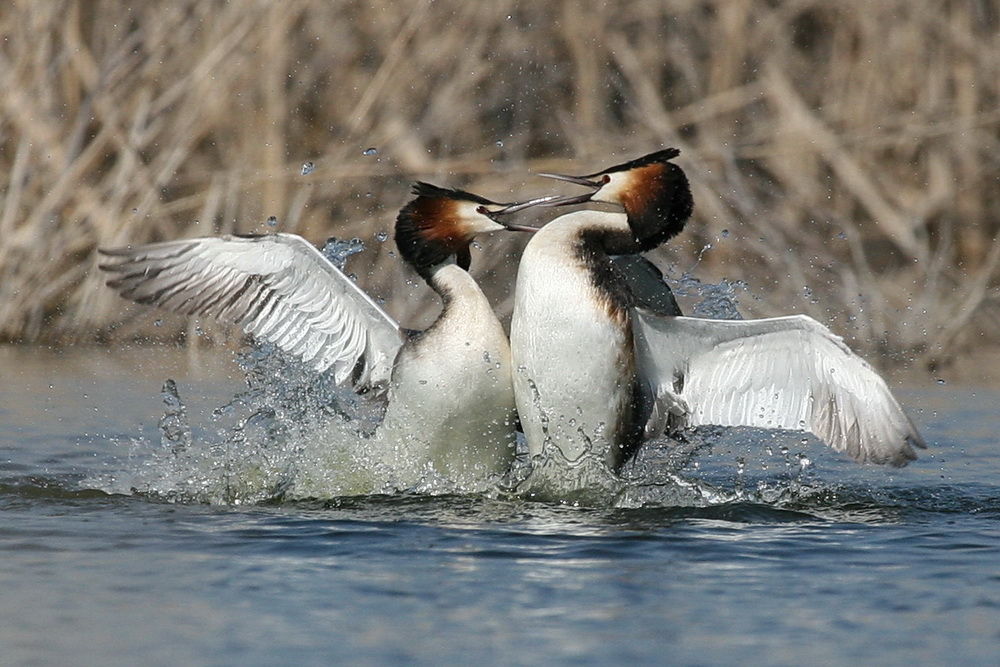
[{"x1": 2, "y1": 347, "x2": 999, "y2": 666}]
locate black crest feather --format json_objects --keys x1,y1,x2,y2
[
  {"x1": 582, "y1": 148, "x2": 682, "y2": 179},
  {"x1": 411, "y1": 181, "x2": 498, "y2": 207}
]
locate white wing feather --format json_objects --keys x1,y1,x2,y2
[
  {"x1": 100, "y1": 233, "x2": 404, "y2": 391},
  {"x1": 633, "y1": 311, "x2": 925, "y2": 466}
]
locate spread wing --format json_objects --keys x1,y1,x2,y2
[
  {"x1": 99, "y1": 233, "x2": 404, "y2": 392},
  {"x1": 633, "y1": 311, "x2": 925, "y2": 466}
]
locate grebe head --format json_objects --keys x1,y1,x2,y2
[
  {"x1": 538, "y1": 148, "x2": 694, "y2": 251},
  {"x1": 395, "y1": 182, "x2": 550, "y2": 274}
]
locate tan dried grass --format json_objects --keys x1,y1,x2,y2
[{"x1": 0, "y1": 0, "x2": 997, "y2": 371}]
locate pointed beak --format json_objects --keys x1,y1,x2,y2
[
  {"x1": 538, "y1": 172, "x2": 603, "y2": 188},
  {"x1": 497, "y1": 219, "x2": 543, "y2": 232},
  {"x1": 483, "y1": 195, "x2": 563, "y2": 232},
  {"x1": 533, "y1": 172, "x2": 604, "y2": 207},
  {"x1": 494, "y1": 195, "x2": 562, "y2": 215}
]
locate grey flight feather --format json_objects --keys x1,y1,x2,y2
[
  {"x1": 99, "y1": 233, "x2": 404, "y2": 392},
  {"x1": 633, "y1": 311, "x2": 925, "y2": 466},
  {"x1": 611, "y1": 254, "x2": 683, "y2": 317}
]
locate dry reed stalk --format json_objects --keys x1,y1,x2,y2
[{"x1": 0, "y1": 0, "x2": 996, "y2": 374}]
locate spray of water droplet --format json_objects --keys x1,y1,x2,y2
[{"x1": 321, "y1": 237, "x2": 366, "y2": 271}]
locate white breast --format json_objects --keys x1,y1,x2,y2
[
  {"x1": 510, "y1": 211, "x2": 636, "y2": 470},
  {"x1": 375, "y1": 264, "x2": 516, "y2": 490}
]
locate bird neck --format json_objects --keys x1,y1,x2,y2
[
  {"x1": 406, "y1": 243, "x2": 471, "y2": 283},
  {"x1": 424, "y1": 259, "x2": 491, "y2": 317},
  {"x1": 524, "y1": 210, "x2": 636, "y2": 316}
]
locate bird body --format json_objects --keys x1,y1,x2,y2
[
  {"x1": 100, "y1": 183, "x2": 540, "y2": 492},
  {"x1": 512, "y1": 149, "x2": 924, "y2": 488},
  {"x1": 511, "y1": 210, "x2": 639, "y2": 470},
  {"x1": 375, "y1": 259, "x2": 516, "y2": 485}
]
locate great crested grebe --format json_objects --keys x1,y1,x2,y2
[
  {"x1": 100, "y1": 182, "x2": 548, "y2": 490},
  {"x1": 510, "y1": 149, "x2": 924, "y2": 487}
]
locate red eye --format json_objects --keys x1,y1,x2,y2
[
  {"x1": 602, "y1": 174, "x2": 611, "y2": 184},
  {"x1": 476, "y1": 206, "x2": 488, "y2": 215}
]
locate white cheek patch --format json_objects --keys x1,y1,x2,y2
[
  {"x1": 457, "y1": 202, "x2": 506, "y2": 235},
  {"x1": 596, "y1": 172, "x2": 634, "y2": 204}
]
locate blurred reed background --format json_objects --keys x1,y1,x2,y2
[{"x1": 0, "y1": 0, "x2": 997, "y2": 372}]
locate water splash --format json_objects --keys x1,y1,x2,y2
[
  {"x1": 321, "y1": 237, "x2": 365, "y2": 271},
  {"x1": 158, "y1": 379, "x2": 191, "y2": 456},
  {"x1": 91, "y1": 342, "x2": 380, "y2": 504},
  {"x1": 99, "y1": 340, "x2": 529, "y2": 503},
  {"x1": 103, "y1": 369, "x2": 847, "y2": 509},
  {"x1": 673, "y1": 272, "x2": 747, "y2": 320}
]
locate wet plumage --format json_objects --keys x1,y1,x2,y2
[
  {"x1": 513, "y1": 149, "x2": 923, "y2": 488},
  {"x1": 100, "y1": 183, "x2": 541, "y2": 491}
]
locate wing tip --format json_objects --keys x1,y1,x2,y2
[{"x1": 859, "y1": 431, "x2": 925, "y2": 468}]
